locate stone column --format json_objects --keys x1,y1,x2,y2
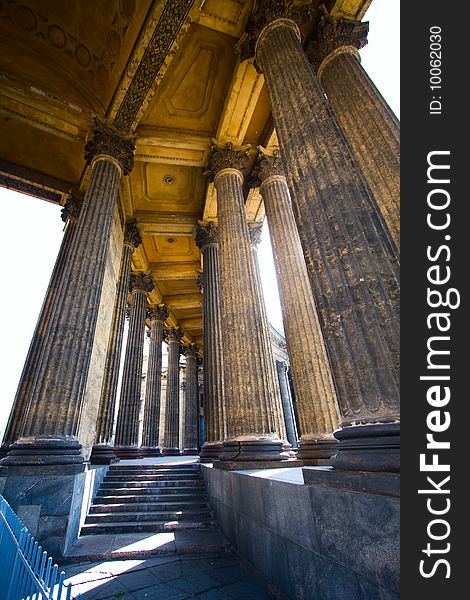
[
  {"x1": 114, "y1": 273, "x2": 154, "y2": 458},
  {"x1": 253, "y1": 151, "x2": 340, "y2": 462},
  {"x1": 140, "y1": 305, "x2": 169, "y2": 456},
  {"x1": 2, "y1": 119, "x2": 135, "y2": 466},
  {"x1": 246, "y1": 7, "x2": 399, "y2": 472},
  {"x1": 307, "y1": 14, "x2": 400, "y2": 251},
  {"x1": 248, "y1": 222, "x2": 288, "y2": 446},
  {"x1": 181, "y1": 344, "x2": 199, "y2": 455},
  {"x1": 90, "y1": 220, "x2": 142, "y2": 464},
  {"x1": 162, "y1": 327, "x2": 183, "y2": 455},
  {"x1": 275, "y1": 361, "x2": 298, "y2": 450},
  {"x1": 205, "y1": 142, "x2": 290, "y2": 463},
  {"x1": 0, "y1": 197, "x2": 81, "y2": 459},
  {"x1": 195, "y1": 223, "x2": 226, "y2": 461}
]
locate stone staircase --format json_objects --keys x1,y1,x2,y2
[{"x1": 81, "y1": 463, "x2": 216, "y2": 536}]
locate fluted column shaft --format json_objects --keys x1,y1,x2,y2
[
  {"x1": 309, "y1": 18, "x2": 399, "y2": 250},
  {"x1": 275, "y1": 361, "x2": 298, "y2": 449},
  {"x1": 181, "y1": 346, "x2": 199, "y2": 454},
  {"x1": 248, "y1": 224, "x2": 287, "y2": 443},
  {"x1": 206, "y1": 143, "x2": 290, "y2": 462},
  {"x1": 2, "y1": 121, "x2": 134, "y2": 466},
  {"x1": 114, "y1": 273, "x2": 154, "y2": 456},
  {"x1": 162, "y1": 328, "x2": 183, "y2": 455},
  {"x1": 195, "y1": 224, "x2": 226, "y2": 460},
  {"x1": 91, "y1": 222, "x2": 142, "y2": 465},
  {"x1": 255, "y1": 18, "x2": 400, "y2": 471},
  {"x1": 141, "y1": 306, "x2": 168, "y2": 454},
  {"x1": 0, "y1": 198, "x2": 80, "y2": 458},
  {"x1": 256, "y1": 160, "x2": 340, "y2": 461}
]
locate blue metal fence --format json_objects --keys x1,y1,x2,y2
[{"x1": 0, "y1": 495, "x2": 81, "y2": 600}]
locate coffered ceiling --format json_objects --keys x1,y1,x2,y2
[{"x1": 0, "y1": 0, "x2": 371, "y2": 350}]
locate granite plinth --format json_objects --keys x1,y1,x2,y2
[
  {"x1": 89, "y1": 444, "x2": 119, "y2": 465},
  {"x1": 303, "y1": 466, "x2": 400, "y2": 497}
]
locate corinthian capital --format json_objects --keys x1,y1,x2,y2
[
  {"x1": 181, "y1": 343, "x2": 199, "y2": 358},
  {"x1": 124, "y1": 220, "x2": 142, "y2": 249},
  {"x1": 248, "y1": 222, "x2": 263, "y2": 247},
  {"x1": 129, "y1": 272, "x2": 154, "y2": 294},
  {"x1": 204, "y1": 141, "x2": 250, "y2": 182},
  {"x1": 236, "y1": 0, "x2": 313, "y2": 62},
  {"x1": 147, "y1": 304, "x2": 169, "y2": 323},
  {"x1": 307, "y1": 15, "x2": 369, "y2": 74},
  {"x1": 195, "y1": 222, "x2": 219, "y2": 250},
  {"x1": 164, "y1": 327, "x2": 184, "y2": 344},
  {"x1": 84, "y1": 118, "x2": 136, "y2": 175},
  {"x1": 252, "y1": 149, "x2": 285, "y2": 185},
  {"x1": 61, "y1": 195, "x2": 83, "y2": 223}
]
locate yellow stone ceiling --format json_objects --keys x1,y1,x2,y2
[{"x1": 0, "y1": 0, "x2": 371, "y2": 349}]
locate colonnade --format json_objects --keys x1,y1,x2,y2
[{"x1": 1, "y1": 9, "x2": 399, "y2": 473}]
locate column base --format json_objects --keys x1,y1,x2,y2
[
  {"x1": 218, "y1": 439, "x2": 291, "y2": 462},
  {"x1": 199, "y1": 442, "x2": 224, "y2": 462},
  {"x1": 0, "y1": 437, "x2": 83, "y2": 466},
  {"x1": 181, "y1": 448, "x2": 199, "y2": 456},
  {"x1": 331, "y1": 423, "x2": 400, "y2": 473},
  {"x1": 139, "y1": 447, "x2": 161, "y2": 457},
  {"x1": 296, "y1": 436, "x2": 339, "y2": 465},
  {"x1": 113, "y1": 446, "x2": 141, "y2": 460},
  {"x1": 89, "y1": 444, "x2": 119, "y2": 465},
  {"x1": 161, "y1": 448, "x2": 181, "y2": 456},
  {"x1": 283, "y1": 442, "x2": 296, "y2": 458}
]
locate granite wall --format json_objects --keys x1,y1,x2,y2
[{"x1": 201, "y1": 465, "x2": 399, "y2": 600}]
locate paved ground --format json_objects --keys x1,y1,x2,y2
[{"x1": 62, "y1": 552, "x2": 276, "y2": 599}]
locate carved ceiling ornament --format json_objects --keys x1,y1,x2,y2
[
  {"x1": 112, "y1": 0, "x2": 195, "y2": 133},
  {"x1": 147, "y1": 304, "x2": 170, "y2": 323},
  {"x1": 124, "y1": 219, "x2": 142, "y2": 249},
  {"x1": 307, "y1": 13, "x2": 369, "y2": 75},
  {"x1": 195, "y1": 221, "x2": 219, "y2": 249},
  {"x1": 0, "y1": 0, "x2": 133, "y2": 91},
  {"x1": 204, "y1": 140, "x2": 251, "y2": 181},
  {"x1": 84, "y1": 118, "x2": 136, "y2": 175},
  {"x1": 129, "y1": 272, "x2": 155, "y2": 294},
  {"x1": 235, "y1": 0, "x2": 314, "y2": 64}
]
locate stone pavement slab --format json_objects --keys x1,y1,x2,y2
[{"x1": 62, "y1": 553, "x2": 276, "y2": 599}]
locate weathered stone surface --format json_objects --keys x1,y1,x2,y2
[
  {"x1": 275, "y1": 361, "x2": 298, "y2": 449},
  {"x1": 308, "y1": 15, "x2": 400, "y2": 251},
  {"x1": 254, "y1": 151, "x2": 340, "y2": 460},
  {"x1": 206, "y1": 142, "x2": 288, "y2": 462},
  {"x1": 92, "y1": 220, "x2": 142, "y2": 463},
  {"x1": 114, "y1": 273, "x2": 154, "y2": 455},
  {"x1": 162, "y1": 328, "x2": 184, "y2": 454},
  {"x1": 80, "y1": 206, "x2": 124, "y2": 460},
  {"x1": 254, "y1": 16, "x2": 400, "y2": 471},
  {"x1": 141, "y1": 305, "x2": 169, "y2": 453},
  {"x1": 181, "y1": 344, "x2": 199, "y2": 454},
  {"x1": 2, "y1": 121, "x2": 134, "y2": 466},
  {"x1": 195, "y1": 223, "x2": 226, "y2": 459}
]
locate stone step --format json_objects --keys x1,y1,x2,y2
[
  {"x1": 86, "y1": 509, "x2": 213, "y2": 523},
  {"x1": 90, "y1": 500, "x2": 210, "y2": 513},
  {"x1": 81, "y1": 518, "x2": 216, "y2": 535},
  {"x1": 96, "y1": 492, "x2": 207, "y2": 504},
  {"x1": 101, "y1": 479, "x2": 203, "y2": 489},
  {"x1": 104, "y1": 473, "x2": 201, "y2": 482},
  {"x1": 109, "y1": 465, "x2": 200, "y2": 473},
  {"x1": 65, "y1": 530, "x2": 231, "y2": 561},
  {"x1": 97, "y1": 485, "x2": 204, "y2": 496}
]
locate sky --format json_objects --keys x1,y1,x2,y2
[{"x1": 0, "y1": 0, "x2": 400, "y2": 438}]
